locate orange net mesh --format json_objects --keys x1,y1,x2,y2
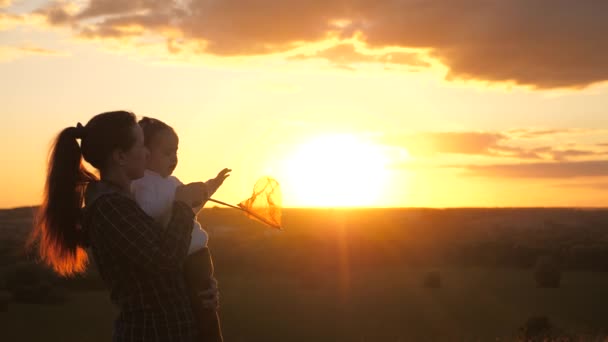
[{"x1": 238, "y1": 177, "x2": 282, "y2": 229}]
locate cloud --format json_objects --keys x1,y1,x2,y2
[
  {"x1": 290, "y1": 42, "x2": 429, "y2": 69},
  {"x1": 0, "y1": 45, "x2": 68, "y2": 62},
  {"x1": 0, "y1": 0, "x2": 11, "y2": 9},
  {"x1": 506, "y1": 128, "x2": 586, "y2": 139},
  {"x1": 0, "y1": 12, "x2": 21, "y2": 30},
  {"x1": 554, "y1": 182, "x2": 608, "y2": 190},
  {"x1": 29, "y1": 0, "x2": 608, "y2": 89},
  {"x1": 36, "y1": 1, "x2": 75, "y2": 26},
  {"x1": 362, "y1": 0, "x2": 608, "y2": 89},
  {"x1": 496, "y1": 145, "x2": 606, "y2": 162},
  {"x1": 464, "y1": 160, "x2": 608, "y2": 179},
  {"x1": 382, "y1": 130, "x2": 608, "y2": 161},
  {"x1": 541, "y1": 148, "x2": 603, "y2": 161},
  {"x1": 392, "y1": 132, "x2": 505, "y2": 155}
]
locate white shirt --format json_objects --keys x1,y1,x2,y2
[{"x1": 131, "y1": 169, "x2": 208, "y2": 254}]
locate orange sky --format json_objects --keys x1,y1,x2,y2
[{"x1": 1, "y1": 0, "x2": 608, "y2": 208}]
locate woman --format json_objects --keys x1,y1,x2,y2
[{"x1": 29, "y1": 110, "x2": 219, "y2": 341}]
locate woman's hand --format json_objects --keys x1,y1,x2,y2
[{"x1": 197, "y1": 278, "x2": 220, "y2": 310}]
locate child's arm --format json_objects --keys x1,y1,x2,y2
[
  {"x1": 172, "y1": 176, "x2": 206, "y2": 213},
  {"x1": 191, "y1": 183, "x2": 208, "y2": 214},
  {"x1": 182, "y1": 168, "x2": 231, "y2": 212}
]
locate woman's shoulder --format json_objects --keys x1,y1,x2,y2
[
  {"x1": 82, "y1": 185, "x2": 138, "y2": 238},
  {"x1": 85, "y1": 182, "x2": 136, "y2": 215},
  {"x1": 86, "y1": 181, "x2": 123, "y2": 205},
  {"x1": 91, "y1": 191, "x2": 133, "y2": 208}
]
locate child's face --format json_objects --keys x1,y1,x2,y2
[{"x1": 147, "y1": 129, "x2": 178, "y2": 177}]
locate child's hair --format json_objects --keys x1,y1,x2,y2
[
  {"x1": 29, "y1": 110, "x2": 138, "y2": 277},
  {"x1": 138, "y1": 117, "x2": 178, "y2": 148}
]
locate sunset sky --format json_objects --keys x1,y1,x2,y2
[{"x1": 2, "y1": 0, "x2": 608, "y2": 208}]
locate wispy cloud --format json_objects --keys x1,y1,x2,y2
[
  {"x1": 382, "y1": 130, "x2": 608, "y2": 162},
  {"x1": 289, "y1": 42, "x2": 430, "y2": 70},
  {"x1": 0, "y1": 45, "x2": 68, "y2": 62},
  {"x1": 554, "y1": 182, "x2": 608, "y2": 190},
  {"x1": 463, "y1": 160, "x2": 608, "y2": 179},
  {"x1": 0, "y1": 12, "x2": 21, "y2": 30},
  {"x1": 506, "y1": 128, "x2": 588, "y2": 139}
]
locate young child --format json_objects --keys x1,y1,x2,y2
[{"x1": 131, "y1": 117, "x2": 229, "y2": 342}]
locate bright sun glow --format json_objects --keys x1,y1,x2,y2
[{"x1": 281, "y1": 134, "x2": 391, "y2": 207}]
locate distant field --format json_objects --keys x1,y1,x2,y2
[
  {"x1": 2, "y1": 268, "x2": 608, "y2": 341},
  {"x1": 3, "y1": 207, "x2": 608, "y2": 340}
]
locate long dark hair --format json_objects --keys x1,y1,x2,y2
[{"x1": 28, "y1": 111, "x2": 138, "y2": 276}]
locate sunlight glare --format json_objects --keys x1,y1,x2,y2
[{"x1": 281, "y1": 134, "x2": 392, "y2": 207}]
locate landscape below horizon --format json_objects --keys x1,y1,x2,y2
[{"x1": 2, "y1": 206, "x2": 608, "y2": 341}]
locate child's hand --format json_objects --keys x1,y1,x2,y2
[
  {"x1": 205, "y1": 168, "x2": 231, "y2": 197},
  {"x1": 212, "y1": 168, "x2": 231, "y2": 186}
]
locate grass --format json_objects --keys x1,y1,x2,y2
[{"x1": 2, "y1": 268, "x2": 608, "y2": 341}]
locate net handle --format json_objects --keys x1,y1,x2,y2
[
  {"x1": 208, "y1": 198, "x2": 243, "y2": 211},
  {"x1": 207, "y1": 198, "x2": 282, "y2": 230}
]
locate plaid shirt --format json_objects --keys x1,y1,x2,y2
[{"x1": 83, "y1": 183, "x2": 197, "y2": 342}]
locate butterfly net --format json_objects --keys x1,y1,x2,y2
[{"x1": 238, "y1": 177, "x2": 282, "y2": 229}]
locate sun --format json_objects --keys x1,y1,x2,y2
[{"x1": 281, "y1": 134, "x2": 391, "y2": 207}]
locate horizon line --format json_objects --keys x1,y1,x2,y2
[{"x1": 3, "y1": 205, "x2": 608, "y2": 211}]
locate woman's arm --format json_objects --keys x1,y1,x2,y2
[{"x1": 92, "y1": 193, "x2": 194, "y2": 273}]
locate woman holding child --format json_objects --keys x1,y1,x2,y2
[{"x1": 29, "y1": 110, "x2": 228, "y2": 341}]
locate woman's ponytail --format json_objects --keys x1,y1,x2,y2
[{"x1": 28, "y1": 124, "x2": 97, "y2": 276}]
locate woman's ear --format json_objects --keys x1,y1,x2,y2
[{"x1": 111, "y1": 149, "x2": 127, "y2": 167}]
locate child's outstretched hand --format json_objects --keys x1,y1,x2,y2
[{"x1": 205, "y1": 168, "x2": 231, "y2": 198}]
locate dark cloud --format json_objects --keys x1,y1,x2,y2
[
  {"x1": 33, "y1": 0, "x2": 608, "y2": 88},
  {"x1": 370, "y1": 0, "x2": 608, "y2": 89},
  {"x1": 34, "y1": 2, "x2": 72, "y2": 26},
  {"x1": 464, "y1": 160, "x2": 608, "y2": 178}
]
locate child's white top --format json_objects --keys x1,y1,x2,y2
[{"x1": 131, "y1": 169, "x2": 208, "y2": 254}]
